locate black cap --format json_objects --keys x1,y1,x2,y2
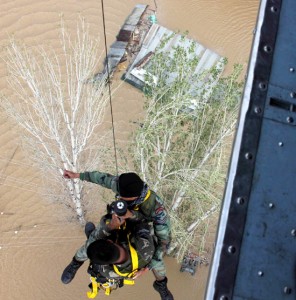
[
  {"x1": 87, "y1": 240, "x2": 120, "y2": 264},
  {"x1": 118, "y1": 172, "x2": 144, "y2": 197}
]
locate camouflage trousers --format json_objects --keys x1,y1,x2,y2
[{"x1": 150, "y1": 257, "x2": 167, "y2": 279}]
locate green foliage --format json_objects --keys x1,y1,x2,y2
[{"x1": 130, "y1": 34, "x2": 244, "y2": 260}]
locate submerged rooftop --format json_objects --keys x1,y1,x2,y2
[{"x1": 98, "y1": 4, "x2": 224, "y2": 106}]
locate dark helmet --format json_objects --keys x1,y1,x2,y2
[{"x1": 118, "y1": 172, "x2": 144, "y2": 197}]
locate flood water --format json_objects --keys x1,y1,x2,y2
[{"x1": 0, "y1": 0, "x2": 259, "y2": 299}]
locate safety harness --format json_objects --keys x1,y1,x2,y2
[
  {"x1": 87, "y1": 232, "x2": 139, "y2": 298},
  {"x1": 132, "y1": 189, "x2": 151, "y2": 211},
  {"x1": 87, "y1": 190, "x2": 151, "y2": 298}
]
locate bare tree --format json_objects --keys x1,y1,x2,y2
[
  {"x1": 0, "y1": 18, "x2": 112, "y2": 224},
  {"x1": 130, "y1": 35, "x2": 243, "y2": 259}
]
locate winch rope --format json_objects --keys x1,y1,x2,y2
[{"x1": 100, "y1": 0, "x2": 119, "y2": 175}]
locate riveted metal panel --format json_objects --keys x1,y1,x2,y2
[
  {"x1": 206, "y1": 0, "x2": 296, "y2": 299},
  {"x1": 233, "y1": 118, "x2": 296, "y2": 299}
]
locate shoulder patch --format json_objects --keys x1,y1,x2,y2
[{"x1": 154, "y1": 206, "x2": 167, "y2": 224}]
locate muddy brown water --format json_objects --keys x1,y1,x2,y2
[{"x1": 0, "y1": 0, "x2": 259, "y2": 299}]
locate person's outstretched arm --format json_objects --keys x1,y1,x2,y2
[{"x1": 63, "y1": 170, "x2": 118, "y2": 192}]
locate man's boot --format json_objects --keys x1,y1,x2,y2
[
  {"x1": 85, "y1": 222, "x2": 95, "y2": 239},
  {"x1": 61, "y1": 257, "x2": 84, "y2": 284},
  {"x1": 153, "y1": 277, "x2": 174, "y2": 300}
]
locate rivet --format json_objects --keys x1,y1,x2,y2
[
  {"x1": 287, "y1": 117, "x2": 294, "y2": 123},
  {"x1": 259, "y1": 82, "x2": 267, "y2": 91},
  {"x1": 236, "y1": 197, "x2": 245, "y2": 205},
  {"x1": 220, "y1": 296, "x2": 228, "y2": 300},
  {"x1": 254, "y1": 106, "x2": 262, "y2": 114},
  {"x1": 0, "y1": 212, "x2": 3, "y2": 215},
  {"x1": 228, "y1": 246, "x2": 236, "y2": 254},
  {"x1": 278, "y1": 142, "x2": 283, "y2": 147},
  {"x1": 269, "y1": 203, "x2": 275, "y2": 208},
  {"x1": 291, "y1": 229, "x2": 296, "y2": 237},
  {"x1": 270, "y1": 6, "x2": 278, "y2": 13},
  {"x1": 245, "y1": 153, "x2": 253, "y2": 160},
  {"x1": 290, "y1": 68, "x2": 295, "y2": 73},
  {"x1": 263, "y1": 45, "x2": 272, "y2": 53},
  {"x1": 14, "y1": 231, "x2": 18, "y2": 234},
  {"x1": 284, "y1": 287, "x2": 292, "y2": 294},
  {"x1": 290, "y1": 92, "x2": 296, "y2": 98},
  {"x1": 258, "y1": 271, "x2": 264, "y2": 277}
]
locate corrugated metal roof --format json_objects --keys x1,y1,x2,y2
[{"x1": 123, "y1": 24, "x2": 223, "y2": 94}]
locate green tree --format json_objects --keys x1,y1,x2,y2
[{"x1": 131, "y1": 34, "x2": 243, "y2": 260}]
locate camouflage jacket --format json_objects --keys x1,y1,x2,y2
[
  {"x1": 80, "y1": 171, "x2": 171, "y2": 262},
  {"x1": 76, "y1": 216, "x2": 155, "y2": 280}
]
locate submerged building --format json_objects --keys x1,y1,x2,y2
[{"x1": 98, "y1": 4, "x2": 224, "y2": 111}]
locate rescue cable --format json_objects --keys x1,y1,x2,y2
[{"x1": 100, "y1": 0, "x2": 119, "y2": 175}]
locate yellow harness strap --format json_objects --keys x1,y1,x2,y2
[
  {"x1": 87, "y1": 277, "x2": 113, "y2": 298},
  {"x1": 101, "y1": 283, "x2": 111, "y2": 295},
  {"x1": 134, "y1": 189, "x2": 151, "y2": 211},
  {"x1": 123, "y1": 278, "x2": 135, "y2": 285},
  {"x1": 87, "y1": 276, "x2": 99, "y2": 299},
  {"x1": 113, "y1": 233, "x2": 139, "y2": 278},
  {"x1": 86, "y1": 233, "x2": 139, "y2": 298}
]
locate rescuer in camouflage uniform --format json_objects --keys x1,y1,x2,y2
[
  {"x1": 63, "y1": 170, "x2": 174, "y2": 300},
  {"x1": 62, "y1": 213, "x2": 154, "y2": 289}
]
